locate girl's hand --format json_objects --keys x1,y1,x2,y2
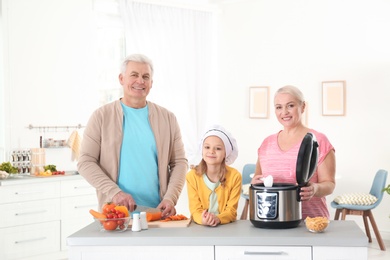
[{"x1": 201, "y1": 209, "x2": 220, "y2": 227}]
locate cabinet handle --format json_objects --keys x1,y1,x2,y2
[
  {"x1": 244, "y1": 251, "x2": 286, "y2": 255},
  {"x1": 15, "y1": 210, "x2": 47, "y2": 216},
  {"x1": 74, "y1": 204, "x2": 97, "y2": 209},
  {"x1": 15, "y1": 190, "x2": 44, "y2": 195},
  {"x1": 74, "y1": 186, "x2": 91, "y2": 189},
  {"x1": 15, "y1": 237, "x2": 47, "y2": 244}
]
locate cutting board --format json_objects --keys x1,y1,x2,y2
[{"x1": 129, "y1": 218, "x2": 192, "y2": 228}]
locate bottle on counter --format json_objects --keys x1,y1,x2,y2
[
  {"x1": 131, "y1": 213, "x2": 141, "y2": 232},
  {"x1": 140, "y1": 212, "x2": 148, "y2": 230}
]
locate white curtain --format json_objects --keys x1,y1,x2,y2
[{"x1": 119, "y1": 0, "x2": 219, "y2": 165}]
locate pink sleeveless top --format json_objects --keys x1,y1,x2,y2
[{"x1": 258, "y1": 129, "x2": 334, "y2": 219}]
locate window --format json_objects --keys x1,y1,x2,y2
[{"x1": 94, "y1": 0, "x2": 125, "y2": 105}]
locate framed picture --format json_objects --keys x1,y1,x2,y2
[
  {"x1": 322, "y1": 81, "x2": 346, "y2": 116},
  {"x1": 249, "y1": 86, "x2": 269, "y2": 118}
]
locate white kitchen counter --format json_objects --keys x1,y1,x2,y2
[
  {"x1": 0, "y1": 171, "x2": 81, "y2": 186},
  {"x1": 68, "y1": 219, "x2": 366, "y2": 247},
  {"x1": 67, "y1": 219, "x2": 368, "y2": 260}
]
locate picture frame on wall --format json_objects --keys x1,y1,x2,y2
[
  {"x1": 322, "y1": 81, "x2": 346, "y2": 116},
  {"x1": 249, "y1": 86, "x2": 269, "y2": 118}
]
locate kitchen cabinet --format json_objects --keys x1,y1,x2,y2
[
  {"x1": 0, "y1": 181, "x2": 61, "y2": 259},
  {"x1": 60, "y1": 178, "x2": 97, "y2": 251},
  {"x1": 69, "y1": 246, "x2": 214, "y2": 260},
  {"x1": 68, "y1": 220, "x2": 368, "y2": 260},
  {"x1": 0, "y1": 174, "x2": 97, "y2": 260},
  {"x1": 215, "y1": 246, "x2": 311, "y2": 260},
  {"x1": 313, "y1": 246, "x2": 368, "y2": 260}
]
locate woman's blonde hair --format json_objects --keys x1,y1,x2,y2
[{"x1": 275, "y1": 85, "x2": 305, "y2": 104}]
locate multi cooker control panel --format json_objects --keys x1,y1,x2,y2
[{"x1": 256, "y1": 192, "x2": 278, "y2": 219}]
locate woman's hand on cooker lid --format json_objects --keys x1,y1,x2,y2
[{"x1": 251, "y1": 174, "x2": 264, "y2": 185}]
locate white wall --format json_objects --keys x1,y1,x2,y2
[
  {"x1": 217, "y1": 0, "x2": 390, "y2": 239},
  {"x1": 2, "y1": 0, "x2": 99, "y2": 170},
  {"x1": 2, "y1": 0, "x2": 390, "y2": 239},
  {"x1": 0, "y1": 0, "x2": 5, "y2": 162}
]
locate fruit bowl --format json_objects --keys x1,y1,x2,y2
[
  {"x1": 94, "y1": 217, "x2": 131, "y2": 232},
  {"x1": 304, "y1": 216, "x2": 330, "y2": 233}
]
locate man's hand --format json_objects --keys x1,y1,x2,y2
[
  {"x1": 157, "y1": 199, "x2": 176, "y2": 218},
  {"x1": 112, "y1": 191, "x2": 137, "y2": 212}
]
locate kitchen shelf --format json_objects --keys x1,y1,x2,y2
[{"x1": 27, "y1": 124, "x2": 85, "y2": 132}]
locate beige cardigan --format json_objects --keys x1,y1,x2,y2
[{"x1": 78, "y1": 100, "x2": 188, "y2": 209}]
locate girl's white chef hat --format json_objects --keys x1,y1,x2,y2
[{"x1": 201, "y1": 125, "x2": 238, "y2": 165}]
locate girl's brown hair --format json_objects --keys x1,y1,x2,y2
[{"x1": 192, "y1": 159, "x2": 227, "y2": 187}]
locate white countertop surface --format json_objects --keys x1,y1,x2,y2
[
  {"x1": 67, "y1": 219, "x2": 368, "y2": 247},
  {"x1": 0, "y1": 172, "x2": 81, "y2": 186}
]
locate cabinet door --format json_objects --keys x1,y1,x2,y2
[
  {"x1": 61, "y1": 194, "x2": 98, "y2": 219},
  {"x1": 0, "y1": 221, "x2": 60, "y2": 260},
  {"x1": 69, "y1": 246, "x2": 214, "y2": 260},
  {"x1": 0, "y1": 182, "x2": 60, "y2": 204},
  {"x1": 215, "y1": 246, "x2": 312, "y2": 260},
  {"x1": 313, "y1": 246, "x2": 368, "y2": 260},
  {"x1": 61, "y1": 178, "x2": 96, "y2": 197},
  {"x1": 61, "y1": 194, "x2": 97, "y2": 250},
  {"x1": 0, "y1": 198, "x2": 61, "y2": 228}
]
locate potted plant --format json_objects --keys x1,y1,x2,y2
[{"x1": 383, "y1": 184, "x2": 390, "y2": 195}]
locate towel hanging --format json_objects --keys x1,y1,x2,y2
[{"x1": 67, "y1": 130, "x2": 82, "y2": 161}]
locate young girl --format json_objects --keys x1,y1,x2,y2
[{"x1": 186, "y1": 125, "x2": 242, "y2": 226}]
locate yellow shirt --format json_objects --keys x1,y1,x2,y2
[{"x1": 186, "y1": 166, "x2": 242, "y2": 225}]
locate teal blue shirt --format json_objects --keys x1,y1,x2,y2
[{"x1": 118, "y1": 103, "x2": 159, "y2": 208}]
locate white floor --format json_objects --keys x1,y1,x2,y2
[{"x1": 368, "y1": 238, "x2": 389, "y2": 259}]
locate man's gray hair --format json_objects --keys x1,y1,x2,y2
[{"x1": 120, "y1": 54, "x2": 154, "y2": 76}]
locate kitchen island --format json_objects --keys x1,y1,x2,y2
[{"x1": 67, "y1": 219, "x2": 368, "y2": 260}]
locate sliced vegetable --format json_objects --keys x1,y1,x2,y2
[{"x1": 160, "y1": 214, "x2": 188, "y2": 222}]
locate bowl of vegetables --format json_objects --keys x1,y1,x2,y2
[
  {"x1": 94, "y1": 216, "x2": 131, "y2": 232},
  {"x1": 90, "y1": 202, "x2": 130, "y2": 232},
  {"x1": 0, "y1": 162, "x2": 19, "y2": 179}
]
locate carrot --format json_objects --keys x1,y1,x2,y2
[
  {"x1": 160, "y1": 214, "x2": 188, "y2": 222},
  {"x1": 89, "y1": 209, "x2": 106, "y2": 220},
  {"x1": 146, "y1": 211, "x2": 162, "y2": 222}
]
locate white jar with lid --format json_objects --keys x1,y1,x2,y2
[
  {"x1": 140, "y1": 212, "x2": 148, "y2": 230},
  {"x1": 131, "y1": 213, "x2": 141, "y2": 232}
]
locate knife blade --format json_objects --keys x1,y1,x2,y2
[{"x1": 134, "y1": 204, "x2": 161, "y2": 213}]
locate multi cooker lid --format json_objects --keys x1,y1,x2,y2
[{"x1": 295, "y1": 132, "x2": 319, "y2": 186}]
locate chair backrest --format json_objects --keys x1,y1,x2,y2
[
  {"x1": 369, "y1": 169, "x2": 388, "y2": 205},
  {"x1": 242, "y1": 163, "x2": 256, "y2": 185}
]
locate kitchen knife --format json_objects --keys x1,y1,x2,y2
[{"x1": 134, "y1": 204, "x2": 161, "y2": 213}]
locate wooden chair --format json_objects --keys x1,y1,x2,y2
[
  {"x1": 240, "y1": 164, "x2": 256, "y2": 220},
  {"x1": 330, "y1": 169, "x2": 388, "y2": 251}
]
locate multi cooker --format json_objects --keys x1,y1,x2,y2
[{"x1": 249, "y1": 132, "x2": 319, "y2": 229}]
